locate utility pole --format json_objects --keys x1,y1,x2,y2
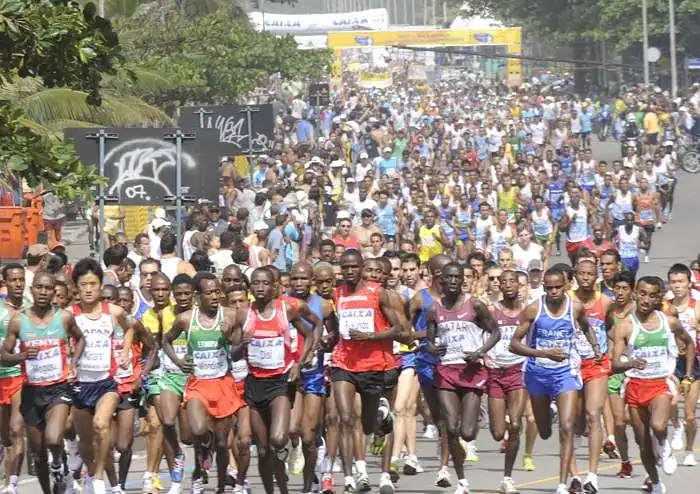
[
  {"x1": 669, "y1": 0, "x2": 678, "y2": 98},
  {"x1": 642, "y1": 0, "x2": 650, "y2": 85}
]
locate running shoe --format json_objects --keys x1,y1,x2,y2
[
  {"x1": 658, "y1": 440, "x2": 678, "y2": 475},
  {"x1": 616, "y1": 460, "x2": 633, "y2": 478},
  {"x1": 499, "y1": 476, "x2": 519, "y2": 494},
  {"x1": 670, "y1": 424, "x2": 684, "y2": 451},
  {"x1": 568, "y1": 476, "x2": 582, "y2": 493},
  {"x1": 321, "y1": 474, "x2": 335, "y2": 494},
  {"x1": 232, "y1": 487, "x2": 246, "y2": 494},
  {"x1": 682, "y1": 452, "x2": 697, "y2": 466},
  {"x1": 642, "y1": 476, "x2": 652, "y2": 492},
  {"x1": 369, "y1": 434, "x2": 386, "y2": 455},
  {"x1": 453, "y1": 479, "x2": 471, "y2": 493},
  {"x1": 555, "y1": 485, "x2": 568, "y2": 494},
  {"x1": 356, "y1": 471, "x2": 370, "y2": 492},
  {"x1": 388, "y1": 462, "x2": 400, "y2": 483},
  {"x1": 91, "y1": 479, "x2": 106, "y2": 494},
  {"x1": 66, "y1": 439, "x2": 82, "y2": 472},
  {"x1": 423, "y1": 424, "x2": 438, "y2": 440},
  {"x1": 650, "y1": 482, "x2": 666, "y2": 494},
  {"x1": 378, "y1": 472, "x2": 394, "y2": 494},
  {"x1": 172, "y1": 451, "x2": 186, "y2": 484},
  {"x1": 582, "y1": 473, "x2": 598, "y2": 494},
  {"x1": 191, "y1": 477, "x2": 204, "y2": 494},
  {"x1": 51, "y1": 464, "x2": 66, "y2": 494},
  {"x1": 522, "y1": 455, "x2": 536, "y2": 471},
  {"x1": 403, "y1": 454, "x2": 423, "y2": 475},
  {"x1": 435, "y1": 466, "x2": 452, "y2": 488},
  {"x1": 84, "y1": 476, "x2": 94, "y2": 494},
  {"x1": 602, "y1": 439, "x2": 619, "y2": 459},
  {"x1": 290, "y1": 443, "x2": 305, "y2": 475},
  {"x1": 333, "y1": 459, "x2": 343, "y2": 473},
  {"x1": 466, "y1": 441, "x2": 479, "y2": 462},
  {"x1": 377, "y1": 397, "x2": 394, "y2": 435},
  {"x1": 153, "y1": 475, "x2": 163, "y2": 492}
]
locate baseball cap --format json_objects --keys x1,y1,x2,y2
[
  {"x1": 527, "y1": 259, "x2": 543, "y2": 272},
  {"x1": 27, "y1": 244, "x2": 49, "y2": 258}
]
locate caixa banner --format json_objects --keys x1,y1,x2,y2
[{"x1": 248, "y1": 8, "x2": 389, "y2": 33}]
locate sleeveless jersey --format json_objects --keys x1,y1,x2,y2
[
  {"x1": 673, "y1": 298, "x2": 697, "y2": 356},
  {"x1": 566, "y1": 204, "x2": 588, "y2": 243},
  {"x1": 0, "y1": 301, "x2": 21, "y2": 378},
  {"x1": 527, "y1": 295, "x2": 579, "y2": 371},
  {"x1": 635, "y1": 194, "x2": 655, "y2": 226},
  {"x1": 244, "y1": 298, "x2": 295, "y2": 378},
  {"x1": 434, "y1": 297, "x2": 483, "y2": 366},
  {"x1": 19, "y1": 310, "x2": 70, "y2": 386},
  {"x1": 574, "y1": 293, "x2": 608, "y2": 359},
  {"x1": 498, "y1": 187, "x2": 518, "y2": 214},
  {"x1": 133, "y1": 288, "x2": 153, "y2": 321},
  {"x1": 74, "y1": 302, "x2": 117, "y2": 383},
  {"x1": 113, "y1": 315, "x2": 142, "y2": 388},
  {"x1": 474, "y1": 216, "x2": 493, "y2": 250},
  {"x1": 187, "y1": 307, "x2": 229, "y2": 380},
  {"x1": 296, "y1": 294, "x2": 325, "y2": 374},
  {"x1": 625, "y1": 311, "x2": 678, "y2": 380},
  {"x1": 332, "y1": 282, "x2": 395, "y2": 372},
  {"x1": 418, "y1": 225, "x2": 443, "y2": 262},
  {"x1": 490, "y1": 225, "x2": 513, "y2": 261},
  {"x1": 617, "y1": 225, "x2": 640, "y2": 259},
  {"x1": 141, "y1": 305, "x2": 179, "y2": 378},
  {"x1": 488, "y1": 304, "x2": 524, "y2": 368},
  {"x1": 532, "y1": 208, "x2": 553, "y2": 237}
]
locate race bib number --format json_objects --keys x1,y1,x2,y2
[
  {"x1": 79, "y1": 335, "x2": 111, "y2": 373},
  {"x1": 192, "y1": 348, "x2": 228, "y2": 379},
  {"x1": 339, "y1": 308, "x2": 374, "y2": 340},
  {"x1": 438, "y1": 328, "x2": 467, "y2": 365},
  {"x1": 114, "y1": 348, "x2": 133, "y2": 380},
  {"x1": 248, "y1": 337, "x2": 285, "y2": 370},
  {"x1": 535, "y1": 339, "x2": 569, "y2": 368},
  {"x1": 231, "y1": 359, "x2": 249, "y2": 382},
  {"x1": 163, "y1": 343, "x2": 188, "y2": 373},
  {"x1": 26, "y1": 347, "x2": 63, "y2": 384}
]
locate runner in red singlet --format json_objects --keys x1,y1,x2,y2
[
  {"x1": 426, "y1": 262, "x2": 500, "y2": 494},
  {"x1": 326, "y1": 251, "x2": 410, "y2": 494}
]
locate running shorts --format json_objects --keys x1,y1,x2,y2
[
  {"x1": 487, "y1": 364, "x2": 524, "y2": 399},
  {"x1": 524, "y1": 365, "x2": 582, "y2": 399},
  {"x1": 400, "y1": 352, "x2": 417, "y2": 370},
  {"x1": 608, "y1": 373, "x2": 624, "y2": 395},
  {"x1": 72, "y1": 378, "x2": 117, "y2": 410},
  {"x1": 146, "y1": 374, "x2": 161, "y2": 399},
  {"x1": 0, "y1": 375, "x2": 24, "y2": 406},
  {"x1": 244, "y1": 372, "x2": 296, "y2": 410},
  {"x1": 534, "y1": 233, "x2": 553, "y2": 246},
  {"x1": 300, "y1": 356, "x2": 329, "y2": 397},
  {"x1": 646, "y1": 133, "x2": 658, "y2": 146},
  {"x1": 234, "y1": 379, "x2": 246, "y2": 406},
  {"x1": 117, "y1": 391, "x2": 141, "y2": 411},
  {"x1": 566, "y1": 240, "x2": 587, "y2": 257},
  {"x1": 329, "y1": 367, "x2": 399, "y2": 395},
  {"x1": 621, "y1": 257, "x2": 639, "y2": 276},
  {"x1": 21, "y1": 382, "x2": 72, "y2": 428},
  {"x1": 673, "y1": 356, "x2": 700, "y2": 380},
  {"x1": 581, "y1": 354, "x2": 612, "y2": 384},
  {"x1": 623, "y1": 377, "x2": 674, "y2": 408},
  {"x1": 184, "y1": 374, "x2": 243, "y2": 419},
  {"x1": 435, "y1": 363, "x2": 488, "y2": 393},
  {"x1": 416, "y1": 349, "x2": 438, "y2": 388},
  {"x1": 159, "y1": 372, "x2": 188, "y2": 398}
]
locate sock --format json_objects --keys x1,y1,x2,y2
[
  {"x1": 355, "y1": 460, "x2": 367, "y2": 474},
  {"x1": 608, "y1": 434, "x2": 616, "y2": 443},
  {"x1": 9, "y1": 475, "x2": 18, "y2": 487}
]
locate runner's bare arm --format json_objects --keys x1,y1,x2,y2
[
  {"x1": 288, "y1": 300, "x2": 321, "y2": 365},
  {"x1": 611, "y1": 317, "x2": 639, "y2": 373},
  {"x1": 320, "y1": 298, "x2": 339, "y2": 352},
  {"x1": 408, "y1": 290, "x2": 426, "y2": 339},
  {"x1": 472, "y1": 299, "x2": 501, "y2": 356},
  {"x1": 228, "y1": 306, "x2": 252, "y2": 362},
  {"x1": 113, "y1": 305, "x2": 133, "y2": 368},
  {"x1": 366, "y1": 289, "x2": 409, "y2": 342},
  {"x1": 64, "y1": 311, "x2": 85, "y2": 369},
  {"x1": 0, "y1": 315, "x2": 31, "y2": 364},
  {"x1": 134, "y1": 320, "x2": 158, "y2": 375},
  {"x1": 162, "y1": 312, "x2": 193, "y2": 373},
  {"x1": 575, "y1": 299, "x2": 600, "y2": 359},
  {"x1": 510, "y1": 302, "x2": 544, "y2": 358},
  {"x1": 424, "y1": 303, "x2": 445, "y2": 357}
]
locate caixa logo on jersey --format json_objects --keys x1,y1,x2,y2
[{"x1": 474, "y1": 33, "x2": 494, "y2": 43}]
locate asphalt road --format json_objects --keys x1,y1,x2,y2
[{"x1": 33, "y1": 138, "x2": 700, "y2": 493}]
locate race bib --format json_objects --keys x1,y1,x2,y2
[
  {"x1": 192, "y1": 348, "x2": 228, "y2": 379},
  {"x1": 231, "y1": 359, "x2": 249, "y2": 382},
  {"x1": 248, "y1": 337, "x2": 285, "y2": 370},
  {"x1": 79, "y1": 334, "x2": 111, "y2": 373},
  {"x1": 438, "y1": 328, "x2": 467, "y2": 365},
  {"x1": 114, "y1": 348, "x2": 133, "y2": 379},
  {"x1": 163, "y1": 343, "x2": 188, "y2": 373},
  {"x1": 339, "y1": 308, "x2": 374, "y2": 339},
  {"x1": 26, "y1": 347, "x2": 63, "y2": 384}
]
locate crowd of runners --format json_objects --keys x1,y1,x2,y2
[{"x1": 2, "y1": 77, "x2": 700, "y2": 494}]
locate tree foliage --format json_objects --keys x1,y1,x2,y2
[
  {"x1": 0, "y1": 0, "x2": 125, "y2": 199},
  {"x1": 116, "y1": 1, "x2": 331, "y2": 107},
  {"x1": 460, "y1": 0, "x2": 700, "y2": 53}
]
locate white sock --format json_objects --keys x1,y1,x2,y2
[
  {"x1": 356, "y1": 460, "x2": 367, "y2": 473},
  {"x1": 608, "y1": 434, "x2": 616, "y2": 443},
  {"x1": 9, "y1": 475, "x2": 18, "y2": 487}
]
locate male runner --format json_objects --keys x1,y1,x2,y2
[
  {"x1": 0, "y1": 264, "x2": 26, "y2": 493},
  {"x1": 605, "y1": 270, "x2": 637, "y2": 478},
  {"x1": 2, "y1": 272, "x2": 84, "y2": 494},
  {"x1": 487, "y1": 270, "x2": 527, "y2": 494},
  {"x1": 571, "y1": 259, "x2": 612, "y2": 493},
  {"x1": 611, "y1": 276, "x2": 695, "y2": 494},
  {"x1": 511, "y1": 266, "x2": 599, "y2": 494},
  {"x1": 163, "y1": 272, "x2": 246, "y2": 494},
  {"x1": 324, "y1": 251, "x2": 409, "y2": 494},
  {"x1": 426, "y1": 262, "x2": 499, "y2": 494},
  {"x1": 666, "y1": 263, "x2": 700, "y2": 465},
  {"x1": 71, "y1": 258, "x2": 132, "y2": 494}
]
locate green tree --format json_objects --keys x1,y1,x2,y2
[{"x1": 0, "y1": 0, "x2": 124, "y2": 199}]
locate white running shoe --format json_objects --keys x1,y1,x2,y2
[
  {"x1": 190, "y1": 477, "x2": 203, "y2": 494},
  {"x1": 66, "y1": 440, "x2": 82, "y2": 472},
  {"x1": 166, "y1": 484, "x2": 181, "y2": 494},
  {"x1": 500, "y1": 476, "x2": 519, "y2": 493},
  {"x1": 659, "y1": 441, "x2": 678, "y2": 475},
  {"x1": 141, "y1": 474, "x2": 152, "y2": 494},
  {"x1": 289, "y1": 443, "x2": 304, "y2": 476},
  {"x1": 403, "y1": 454, "x2": 423, "y2": 474},
  {"x1": 466, "y1": 441, "x2": 479, "y2": 462},
  {"x1": 378, "y1": 472, "x2": 395, "y2": 494},
  {"x1": 435, "y1": 466, "x2": 452, "y2": 488},
  {"x1": 0, "y1": 485, "x2": 17, "y2": 494},
  {"x1": 423, "y1": 424, "x2": 438, "y2": 440},
  {"x1": 555, "y1": 485, "x2": 568, "y2": 494},
  {"x1": 92, "y1": 479, "x2": 106, "y2": 494},
  {"x1": 683, "y1": 452, "x2": 697, "y2": 466},
  {"x1": 670, "y1": 425, "x2": 684, "y2": 451},
  {"x1": 453, "y1": 479, "x2": 471, "y2": 494},
  {"x1": 650, "y1": 482, "x2": 666, "y2": 494},
  {"x1": 84, "y1": 476, "x2": 94, "y2": 494},
  {"x1": 332, "y1": 458, "x2": 343, "y2": 473}
]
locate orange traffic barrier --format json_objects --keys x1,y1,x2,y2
[{"x1": 0, "y1": 207, "x2": 28, "y2": 260}]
